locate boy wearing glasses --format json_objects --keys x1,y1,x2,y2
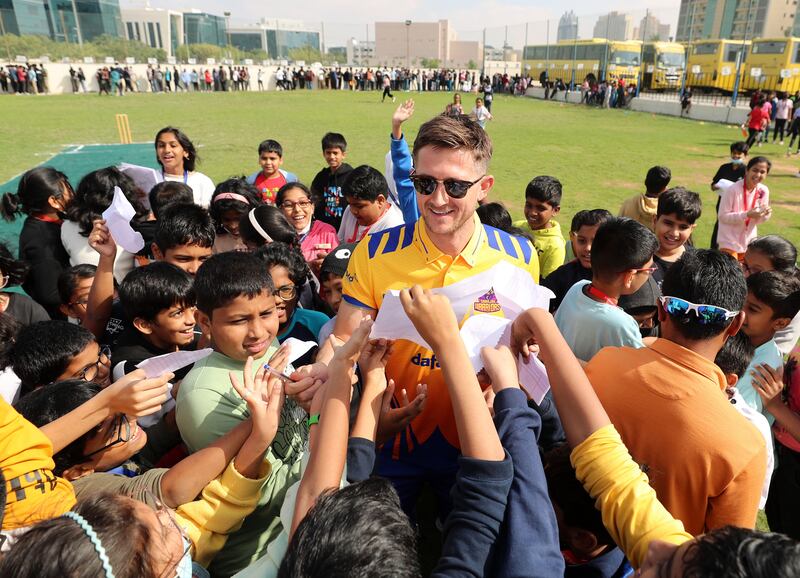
[
  {"x1": 554, "y1": 217, "x2": 658, "y2": 362},
  {"x1": 583, "y1": 250, "x2": 766, "y2": 535}
]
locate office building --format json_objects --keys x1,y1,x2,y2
[
  {"x1": 1, "y1": 0, "x2": 50, "y2": 36},
  {"x1": 228, "y1": 19, "x2": 319, "y2": 59},
  {"x1": 346, "y1": 38, "x2": 375, "y2": 65},
  {"x1": 558, "y1": 10, "x2": 579, "y2": 42},
  {"x1": 183, "y1": 10, "x2": 226, "y2": 47},
  {"x1": 592, "y1": 11, "x2": 633, "y2": 41},
  {"x1": 676, "y1": 0, "x2": 797, "y2": 41},
  {"x1": 374, "y1": 19, "x2": 481, "y2": 68},
  {"x1": 121, "y1": 7, "x2": 183, "y2": 56}
]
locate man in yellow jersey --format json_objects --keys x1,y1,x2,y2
[{"x1": 317, "y1": 114, "x2": 540, "y2": 517}]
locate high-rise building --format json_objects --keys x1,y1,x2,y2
[
  {"x1": 558, "y1": 10, "x2": 578, "y2": 42},
  {"x1": 633, "y1": 13, "x2": 671, "y2": 41},
  {"x1": 592, "y1": 11, "x2": 633, "y2": 41},
  {"x1": 183, "y1": 10, "x2": 226, "y2": 47},
  {"x1": 676, "y1": 0, "x2": 797, "y2": 41},
  {"x1": 227, "y1": 19, "x2": 320, "y2": 59},
  {"x1": 121, "y1": 7, "x2": 183, "y2": 56},
  {"x1": 46, "y1": 0, "x2": 124, "y2": 43},
  {"x1": 1, "y1": 0, "x2": 51, "y2": 37},
  {"x1": 374, "y1": 19, "x2": 481, "y2": 68}
]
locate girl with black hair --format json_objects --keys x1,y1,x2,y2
[
  {"x1": 0, "y1": 167, "x2": 73, "y2": 318},
  {"x1": 154, "y1": 126, "x2": 215, "y2": 207},
  {"x1": 238, "y1": 204, "x2": 299, "y2": 251},
  {"x1": 0, "y1": 243, "x2": 48, "y2": 327},
  {"x1": 61, "y1": 167, "x2": 148, "y2": 283},
  {"x1": 209, "y1": 178, "x2": 262, "y2": 253},
  {"x1": 276, "y1": 182, "x2": 338, "y2": 277}
]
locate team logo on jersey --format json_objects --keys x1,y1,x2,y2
[{"x1": 473, "y1": 288, "x2": 501, "y2": 313}]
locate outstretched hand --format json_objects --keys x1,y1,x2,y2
[
  {"x1": 229, "y1": 356, "x2": 285, "y2": 445},
  {"x1": 106, "y1": 369, "x2": 172, "y2": 417},
  {"x1": 330, "y1": 317, "x2": 374, "y2": 369},
  {"x1": 376, "y1": 381, "x2": 427, "y2": 445},
  {"x1": 480, "y1": 345, "x2": 520, "y2": 393},
  {"x1": 399, "y1": 285, "x2": 459, "y2": 350},
  {"x1": 88, "y1": 219, "x2": 117, "y2": 259},
  {"x1": 392, "y1": 99, "x2": 415, "y2": 128}
]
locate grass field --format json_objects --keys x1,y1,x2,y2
[{"x1": 1, "y1": 90, "x2": 798, "y2": 248}]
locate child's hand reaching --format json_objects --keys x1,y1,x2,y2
[
  {"x1": 88, "y1": 219, "x2": 117, "y2": 260},
  {"x1": 753, "y1": 363, "x2": 785, "y2": 411},
  {"x1": 399, "y1": 286, "x2": 460, "y2": 351},
  {"x1": 229, "y1": 357, "x2": 285, "y2": 446},
  {"x1": 329, "y1": 317, "x2": 374, "y2": 371},
  {"x1": 392, "y1": 99, "x2": 415, "y2": 138},
  {"x1": 480, "y1": 345, "x2": 520, "y2": 394},
  {"x1": 376, "y1": 382, "x2": 427, "y2": 445},
  {"x1": 359, "y1": 338, "x2": 393, "y2": 379}
]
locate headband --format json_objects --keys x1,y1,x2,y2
[
  {"x1": 213, "y1": 192, "x2": 250, "y2": 204},
  {"x1": 248, "y1": 208, "x2": 273, "y2": 243},
  {"x1": 63, "y1": 511, "x2": 116, "y2": 578}
]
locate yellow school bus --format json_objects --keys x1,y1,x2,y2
[
  {"x1": 523, "y1": 39, "x2": 641, "y2": 87},
  {"x1": 642, "y1": 42, "x2": 686, "y2": 90},
  {"x1": 685, "y1": 40, "x2": 749, "y2": 92},
  {"x1": 741, "y1": 37, "x2": 800, "y2": 94}
]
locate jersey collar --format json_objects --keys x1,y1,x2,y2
[{"x1": 416, "y1": 213, "x2": 484, "y2": 267}]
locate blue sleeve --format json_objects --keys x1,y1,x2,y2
[
  {"x1": 488, "y1": 388, "x2": 564, "y2": 578},
  {"x1": 390, "y1": 134, "x2": 419, "y2": 223},
  {"x1": 431, "y1": 455, "x2": 513, "y2": 578},
  {"x1": 346, "y1": 437, "x2": 376, "y2": 483}
]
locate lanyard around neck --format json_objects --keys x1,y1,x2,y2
[{"x1": 586, "y1": 283, "x2": 618, "y2": 306}]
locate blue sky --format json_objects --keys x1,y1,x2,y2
[{"x1": 122, "y1": 0, "x2": 682, "y2": 46}]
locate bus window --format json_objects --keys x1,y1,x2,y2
[
  {"x1": 693, "y1": 43, "x2": 718, "y2": 55},
  {"x1": 725, "y1": 45, "x2": 746, "y2": 62},
  {"x1": 752, "y1": 41, "x2": 786, "y2": 54},
  {"x1": 610, "y1": 51, "x2": 640, "y2": 66},
  {"x1": 793, "y1": 44, "x2": 800, "y2": 64},
  {"x1": 657, "y1": 52, "x2": 685, "y2": 68},
  {"x1": 587, "y1": 45, "x2": 604, "y2": 60}
]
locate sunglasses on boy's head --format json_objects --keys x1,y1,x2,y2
[
  {"x1": 659, "y1": 296, "x2": 739, "y2": 325},
  {"x1": 409, "y1": 171, "x2": 485, "y2": 199}
]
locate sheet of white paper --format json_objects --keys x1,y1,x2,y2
[
  {"x1": 281, "y1": 338, "x2": 317, "y2": 366},
  {"x1": 102, "y1": 186, "x2": 145, "y2": 253},
  {"x1": 136, "y1": 348, "x2": 213, "y2": 378},
  {"x1": 715, "y1": 179, "x2": 735, "y2": 194},
  {"x1": 370, "y1": 261, "x2": 554, "y2": 403},
  {"x1": 371, "y1": 261, "x2": 554, "y2": 345},
  {"x1": 118, "y1": 163, "x2": 164, "y2": 208}
]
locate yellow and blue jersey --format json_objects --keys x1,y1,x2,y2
[{"x1": 343, "y1": 214, "x2": 539, "y2": 456}]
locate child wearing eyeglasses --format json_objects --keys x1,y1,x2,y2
[
  {"x1": 735, "y1": 270, "x2": 800, "y2": 418},
  {"x1": 554, "y1": 217, "x2": 659, "y2": 362},
  {"x1": 338, "y1": 165, "x2": 404, "y2": 244}
]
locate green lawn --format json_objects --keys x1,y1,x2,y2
[{"x1": 1, "y1": 90, "x2": 798, "y2": 248}]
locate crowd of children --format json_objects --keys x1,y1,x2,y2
[{"x1": 0, "y1": 99, "x2": 799, "y2": 578}]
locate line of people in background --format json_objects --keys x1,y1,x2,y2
[{"x1": 0, "y1": 64, "x2": 48, "y2": 94}]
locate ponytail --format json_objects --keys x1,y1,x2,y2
[
  {"x1": 2, "y1": 167, "x2": 73, "y2": 221},
  {"x1": 0, "y1": 192, "x2": 22, "y2": 221}
]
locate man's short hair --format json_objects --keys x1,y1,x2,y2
[
  {"x1": 661, "y1": 250, "x2": 747, "y2": 341},
  {"x1": 657, "y1": 187, "x2": 702, "y2": 224},
  {"x1": 412, "y1": 114, "x2": 492, "y2": 172}
]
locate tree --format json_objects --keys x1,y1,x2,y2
[
  {"x1": 467, "y1": 59, "x2": 478, "y2": 70},
  {"x1": 420, "y1": 58, "x2": 441, "y2": 69}
]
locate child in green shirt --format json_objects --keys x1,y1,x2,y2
[{"x1": 513, "y1": 176, "x2": 566, "y2": 278}]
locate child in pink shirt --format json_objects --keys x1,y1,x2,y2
[{"x1": 717, "y1": 156, "x2": 772, "y2": 260}]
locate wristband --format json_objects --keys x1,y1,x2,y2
[{"x1": 307, "y1": 414, "x2": 320, "y2": 427}]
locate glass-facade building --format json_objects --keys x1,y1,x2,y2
[
  {"x1": 266, "y1": 29, "x2": 320, "y2": 59},
  {"x1": 183, "y1": 11, "x2": 225, "y2": 47},
  {"x1": 0, "y1": 0, "x2": 123, "y2": 42}
]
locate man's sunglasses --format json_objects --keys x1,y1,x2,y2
[
  {"x1": 409, "y1": 172, "x2": 485, "y2": 199},
  {"x1": 660, "y1": 296, "x2": 739, "y2": 325}
]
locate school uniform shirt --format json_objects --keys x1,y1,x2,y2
[
  {"x1": 717, "y1": 180, "x2": 770, "y2": 254},
  {"x1": 61, "y1": 220, "x2": 136, "y2": 283},
  {"x1": 163, "y1": 171, "x2": 215, "y2": 207},
  {"x1": 3, "y1": 292, "x2": 49, "y2": 326},
  {"x1": 0, "y1": 398, "x2": 76, "y2": 530},
  {"x1": 542, "y1": 260, "x2": 592, "y2": 313},
  {"x1": 176, "y1": 344, "x2": 308, "y2": 576},
  {"x1": 343, "y1": 215, "x2": 539, "y2": 456},
  {"x1": 18, "y1": 216, "x2": 70, "y2": 319},
  {"x1": 513, "y1": 219, "x2": 567, "y2": 279},
  {"x1": 337, "y1": 202, "x2": 404, "y2": 244},
  {"x1": 618, "y1": 194, "x2": 658, "y2": 232},
  {"x1": 554, "y1": 281, "x2": 643, "y2": 362},
  {"x1": 585, "y1": 339, "x2": 767, "y2": 535},
  {"x1": 733, "y1": 338, "x2": 784, "y2": 422},
  {"x1": 310, "y1": 163, "x2": 354, "y2": 230}
]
